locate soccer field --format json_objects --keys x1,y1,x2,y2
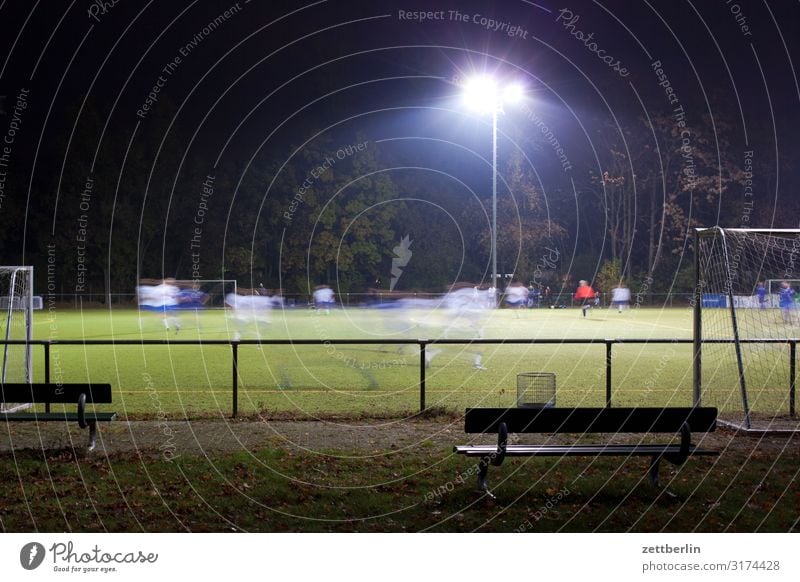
[{"x1": 29, "y1": 305, "x2": 700, "y2": 418}]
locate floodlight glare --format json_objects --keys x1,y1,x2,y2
[
  {"x1": 503, "y1": 83, "x2": 524, "y2": 104},
  {"x1": 463, "y1": 76, "x2": 499, "y2": 113},
  {"x1": 463, "y1": 76, "x2": 525, "y2": 112}
]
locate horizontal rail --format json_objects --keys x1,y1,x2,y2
[
  {"x1": 2, "y1": 338, "x2": 796, "y2": 418},
  {"x1": 2, "y1": 338, "x2": 799, "y2": 345}
]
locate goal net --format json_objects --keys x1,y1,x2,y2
[
  {"x1": 694, "y1": 228, "x2": 800, "y2": 431},
  {"x1": 0, "y1": 266, "x2": 33, "y2": 412}
]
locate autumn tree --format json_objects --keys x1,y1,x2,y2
[{"x1": 492, "y1": 149, "x2": 567, "y2": 281}]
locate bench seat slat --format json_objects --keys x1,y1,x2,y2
[
  {"x1": 2, "y1": 412, "x2": 117, "y2": 422},
  {"x1": 464, "y1": 407, "x2": 717, "y2": 434},
  {"x1": 454, "y1": 444, "x2": 718, "y2": 457},
  {"x1": 1, "y1": 383, "x2": 113, "y2": 404}
]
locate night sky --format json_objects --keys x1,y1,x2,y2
[{"x1": 0, "y1": 0, "x2": 798, "y2": 296}]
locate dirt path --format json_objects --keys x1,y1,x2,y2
[
  {"x1": 1, "y1": 417, "x2": 795, "y2": 458},
  {"x1": 0, "y1": 418, "x2": 464, "y2": 457}
]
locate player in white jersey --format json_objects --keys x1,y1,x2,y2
[
  {"x1": 386, "y1": 285, "x2": 492, "y2": 370},
  {"x1": 225, "y1": 292, "x2": 275, "y2": 341},
  {"x1": 313, "y1": 285, "x2": 335, "y2": 314},
  {"x1": 611, "y1": 283, "x2": 631, "y2": 313},
  {"x1": 137, "y1": 278, "x2": 181, "y2": 333},
  {"x1": 504, "y1": 281, "x2": 529, "y2": 317}
]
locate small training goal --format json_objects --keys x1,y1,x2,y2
[
  {"x1": 694, "y1": 228, "x2": 799, "y2": 432},
  {"x1": 0, "y1": 266, "x2": 34, "y2": 412}
]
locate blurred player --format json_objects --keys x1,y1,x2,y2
[
  {"x1": 486, "y1": 285, "x2": 497, "y2": 308},
  {"x1": 419, "y1": 285, "x2": 492, "y2": 370},
  {"x1": 137, "y1": 278, "x2": 181, "y2": 333},
  {"x1": 442, "y1": 285, "x2": 491, "y2": 369},
  {"x1": 225, "y1": 291, "x2": 275, "y2": 341},
  {"x1": 313, "y1": 285, "x2": 335, "y2": 314},
  {"x1": 543, "y1": 285, "x2": 552, "y2": 308},
  {"x1": 176, "y1": 283, "x2": 208, "y2": 310},
  {"x1": 779, "y1": 281, "x2": 796, "y2": 324},
  {"x1": 270, "y1": 288, "x2": 285, "y2": 308},
  {"x1": 504, "y1": 281, "x2": 529, "y2": 317},
  {"x1": 527, "y1": 284, "x2": 540, "y2": 308},
  {"x1": 611, "y1": 283, "x2": 631, "y2": 313},
  {"x1": 381, "y1": 285, "x2": 491, "y2": 370},
  {"x1": 175, "y1": 282, "x2": 208, "y2": 330},
  {"x1": 755, "y1": 281, "x2": 767, "y2": 310},
  {"x1": 574, "y1": 279, "x2": 595, "y2": 318}
]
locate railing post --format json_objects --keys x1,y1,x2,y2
[
  {"x1": 693, "y1": 231, "x2": 702, "y2": 407},
  {"x1": 231, "y1": 342, "x2": 239, "y2": 418},
  {"x1": 419, "y1": 341, "x2": 426, "y2": 412},
  {"x1": 790, "y1": 340, "x2": 796, "y2": 418},
  {"x1": 605, "y1": 340, "x2": 612, "y2": 407},
  {"x1": 44, "y1": 342, "x2": 51, "y2": 413}
]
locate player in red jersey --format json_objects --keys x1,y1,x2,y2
[{"x1": 574, "y1": 280, "x2": 596, "y2": 318}]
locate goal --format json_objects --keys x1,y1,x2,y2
[
  {"x1": 0, "y1": 267, "x2": 33, "y2": 412},
  {"x1": 694, "y1": 228, "x2": 799, "y2": 431}
]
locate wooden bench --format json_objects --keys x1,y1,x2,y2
[
  {"x1": 1, "y1": 383, "x2": 116, "y2": 451},
  {"x1": 454, "y1": 407, "x2": 718, "y2": 496}
]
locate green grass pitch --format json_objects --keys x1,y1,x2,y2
[{"x1": 28, "y1": 305, "x2": 702, "y2": 419}]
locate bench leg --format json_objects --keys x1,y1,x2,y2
[
  {"x1": 477, "y1": 458, "x2": 496, "y2": 499},
  {"x1": 649, "y1": 455, "x2": 679, "y2": 498},
  {"x1": 648, "y1": 455, "x2": 661, "y2": 488},
  {"x1": 87, "y1": 421, "x2": 97, "y2": 452}
]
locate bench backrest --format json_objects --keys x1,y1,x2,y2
[
  {"x1": 464, "y1": 407, "x2": 717, "y2": 434},
  {"x1": 0, "y1": 383, "x2": 112, "y2": 404}
]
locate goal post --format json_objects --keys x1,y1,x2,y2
[
  {"x1": 694, "y1": 228, "x2": 800, "y2": 430},
  {"x1": 0, "y1": 266, "x2": 34, "y2": 412}
]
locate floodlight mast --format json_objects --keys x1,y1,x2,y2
[
  {"x1": 492, "y1": 106, "x2": 498, "y2": 305},
  {"x1": 462, "y1": 75, "x2": 524, "y2": 305}
]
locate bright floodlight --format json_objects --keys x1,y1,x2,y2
[
  {"x1": 463, "y1": 76, "x2": 499, "y2": 113},
  {"x1": 503, "y1": 83, "x2": 524, "y2": 104},
  {"x1": 463, "y1": 76, "x2": 524, "y2": 113}
]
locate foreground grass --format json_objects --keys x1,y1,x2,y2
[{"x1": 1, "y1": 432, "x2": 798, "y2": 532}]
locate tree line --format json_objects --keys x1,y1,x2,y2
[{"x1": 0, "y1": 100, "x2": 793, "y2": 303}]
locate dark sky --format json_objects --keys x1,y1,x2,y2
[
  {"x1": 1, "y1": 0, "x2": 798, "y2": 286},
  {"x1": 2, "y1": 1, "x2": 796, "y2": 156}
]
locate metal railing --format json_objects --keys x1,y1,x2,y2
[{"x1": 1, "y1": 337, "x2": 797, "y2": 418}]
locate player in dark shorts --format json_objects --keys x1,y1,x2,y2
[{"x1": 574, "y1": 280, "x2": 596, "y2": 317}]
